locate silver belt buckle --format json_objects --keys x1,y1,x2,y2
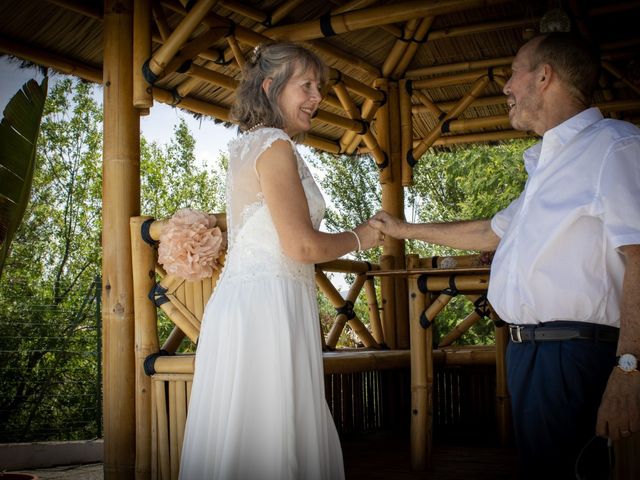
[{"x1": 509, "y1": 325, "x2": 524, "y2": 343}]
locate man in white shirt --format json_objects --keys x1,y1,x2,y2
[{"x1": 371, "y1": 33, "x2": 640, "y2": 478}]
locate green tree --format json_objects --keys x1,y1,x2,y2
[
  {"x1": 406, "y1": 141, "x2": 532, "y2": 344},
  {"x1": 0, "y1": 80, "x2": 227, "y2": 441}
]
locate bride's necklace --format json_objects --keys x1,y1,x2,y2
[{"x1": 245, "y1": 122, "x2": 265, "y2": 134}]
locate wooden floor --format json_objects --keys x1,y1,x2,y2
[{"x1": 342, "y1": 431, "x2": 519, "y2": 480}]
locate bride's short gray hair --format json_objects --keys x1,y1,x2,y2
[{"x1": 231, "y1": 42, "x2": 327, "y2": 134}]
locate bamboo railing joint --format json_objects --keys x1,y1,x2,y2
[
  {"x1": 149, "y1": 282, "x2": 170, "y2": 307},
  {"x1": 141, "y1": 218, "x2": 157, "y2": 246},
  {"x1": 143, "y1": 351, "x2": 170, "y2": 376}
]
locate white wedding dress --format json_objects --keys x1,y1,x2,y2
[{"x1": 179, "y1": 128, "x2": 345, "y2": 480}]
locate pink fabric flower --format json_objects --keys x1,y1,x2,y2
[{"x1": 158, "y1": 209, "x2": 226, "y2": 280}]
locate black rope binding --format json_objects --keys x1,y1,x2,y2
[
  {"x1": 141, "y1": 218, "x2": 156, "y2": 246},
  {"x1": 148, "y1": 282, "x2": 170, "y2": 307},
  {"x1": 376, "y1": 151, "x2": 389, "y2": 170},
  {"x1": 417, "y1": 274, "x2": 429, "y2": 294},
  {"x1": 143, "y1": 350, "x2": 170, "y2": 376},
  {"x1": 406, "y1": 150, "x2": 417, "y2": 168},
  {"x1": 336, "y1": 300, "x2": 356, "y2": 320},
  {"x1": 320, "y1": 13, "x2": 336, "y2": 37},
  {"x1": 473, "y1": 294, "x2": 491, "y2": 318},
  {"x1": 420, "y1": 310, "x2": 431, "y2": 329},
  {"x1": 431, "y1": 256, "x2": 439, "y2": 268},
  {"x1": 442, "y1": 275, "x2": 459, "y2": 297},
  {"x1": 176, "y1": 59, "x2": 193, "y2": 74},
  {"x1": 142, "y1": 59, "x2": 158, "y2": 85}
]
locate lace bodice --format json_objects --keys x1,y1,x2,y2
[{"x1": 221, "y1": 128, "x2": 325, "y2": 286}]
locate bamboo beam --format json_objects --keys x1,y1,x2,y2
[
  {"x1": 314, "y1": 109, "x2": 367, "y2": 134},
  {"x1": 323, "y1": 350, "x2": 410, "y2": 374},
  {"x1": 265, "y1": 0, "x2": 510, "y2": 42},
  {"x1": 411, "y1": 66, "x2": 510, "y2": 89},
  {"x1": 152, "y1": 2, "x2": 172, "y2": 41},
  {"x1": 103, "y1": 1, "x2": 138, "y2": 478},
  {"x1": 411, "y1": 74, "x2": 492, "y2": 162},
  {"x1": 420, "y1": 274, "x2": 490, "y2": 292},
  {"x1": 342, "y1": 96, "x2": 385, "y2": 155},
  {"x1": 161, "y1": 326, "x2": 186, "y2": 353},
  {"x1": 218, "y1": 0, "x2": 266, "y2": 22},
  {"x1": 407, "y1": 56, "x2": 514, "y2": 78},
  {"x1": 382, "y1": 18, "x2": 419, "y2": 78},
  {"x1": 45, "y1": 0, "x2": 103, "y2": 19},
  {"x1": 0, "y1": 35, "x2": 102, "y2": 83},
  {"x1": 317, "y1": 258, "x2": 380, "y2": 274},
  {"x1": 303, "y1": 134, "x2": 342, "y2": 154},
  {"x1": 392, "y1": 16, "x2": 433, "y2": 79},
  {"x1": 152, "y1": 87, "x2": 231, "y2": 120},
  {"x1": 413, "y1": 89, "x2": 444, "y2": 118},
  {"x1": 315, "y1": 270, "x2": 378, "y2": 348},
  {"x1": 412, "y1": 95, "x2": 506, "y2": 114},
  {"x1": 427, "y1": 17, "x2": 538, "y2": 42},
  {"x1": 602, "y1": 61, "x2": 640, "y2": 97},
  {"x1": 437, "y1": 294, "x2": 483, "y2": 347},
  {"x1": 226, "y1": 35, "x2": 245, "y2": 70},
  {"x1": 146, "y1": 0, "x2": 218, "y2": 79},
  {"x1": 133, "y1": 0, "x2": 153, "y2": 110},
  {"x1": 131, "y1": 217, "x2": 160, "y2": 480},
  {"x1": 332, "y1": 82, "x2": 387, "y2": 168},
  {"x1": 430, "y1": 129, "x2": 532, "y2": 146},
  {"x1": 181, "y1": 63, "x2": 239, "y2": 91}
]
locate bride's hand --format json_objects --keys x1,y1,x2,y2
[{"x1": 353, "y1": 222, "x2": 385, "y2": 251}]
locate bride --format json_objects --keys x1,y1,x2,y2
[{"x1": 179, "y1": 42, "x2": 383, "y2": 479}]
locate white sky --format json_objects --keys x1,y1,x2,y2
[{"x1": 0, "y1": 56, "x2": 237, "y2": 170}]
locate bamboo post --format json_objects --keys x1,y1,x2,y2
[
  {"x1": 399, "y1": 79, "x2": 414, "y2": 186},
  {"x1": 364, "y1": 276, "x2": 384, "y2": 344},
  {"x1": 407, "y1": 255, "x2": 431, "y2": 470},
  {"x1": 103, "y1": 1, "x2": 139, "y2": 477},
  {"x1": 372, "y1": 78, "x2": 391, "y2": 183},
  {"x1": 388, "y1": 80, "x2": 409, "y2": 348},
  {"x1": 169, "y1": 382, "x2": 179, "y2": 479},
  {"x1": 379, "y1": 255, "x2": 396, "y2": 349},
  {"x1": 133, "y1": 0, "x2": 153, "y2": 110},
  {"x1": 146, "y1": 0, "x2": 218, "y2": 80},
  {"x1": 131, "y1": 217, "x2": 160, "y2": 480},
  {"x1": 154, "y1": 379, "x2": 171, "y2": 480}
]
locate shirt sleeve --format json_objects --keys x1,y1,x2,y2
[
  {"x1": 599, "y1": 135, "x2": 640, "y2": 249},
  {"x1": 491, "y1": 193, "x2": 524, "y2": 238}
]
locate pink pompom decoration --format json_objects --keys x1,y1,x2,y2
[{"x1": 158, "y1": 209, "x2": 226, "y2": 280}]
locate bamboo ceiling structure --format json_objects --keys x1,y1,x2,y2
[{"x1": 1, "y1": 1, "x2": 640, "y2": 479}]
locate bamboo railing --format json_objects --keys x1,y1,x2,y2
[{"x1": 131, "y1": 210, "x2": 512, "y2": 478}]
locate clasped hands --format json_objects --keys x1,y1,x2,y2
[{"x1": 352, "y1": 211, "x2": 404, "y2": 251}]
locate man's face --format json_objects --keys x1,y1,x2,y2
[{"x1": 503, "y1": 40, "x2": 544, "y2": 134}]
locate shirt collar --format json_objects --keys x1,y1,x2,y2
[{"x1": 522, "y1": 107, "x2": 603, "y2": 174}]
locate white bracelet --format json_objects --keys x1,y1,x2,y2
[{"x1": 347, "y1": 229, "x2": 361, "y2": 252}]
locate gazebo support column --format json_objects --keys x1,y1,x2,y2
[{"x1": 103, "y1": 1, "x2": 140, "y2": 478}]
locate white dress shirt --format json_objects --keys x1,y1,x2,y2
[{"x1": 488, "y1": 108, "x2": 640, "y2": 326}]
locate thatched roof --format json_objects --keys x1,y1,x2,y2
[{"x1": 1, "y1": 0, "x2": 639, "y2": 154}]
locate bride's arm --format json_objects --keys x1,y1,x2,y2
[{"x1": 257, "y1": 139, "x2": 381, "y2": 264}]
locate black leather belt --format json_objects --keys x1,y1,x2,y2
[{"x1": 508, "y1": 323, "x2": 619, "y2": 343}]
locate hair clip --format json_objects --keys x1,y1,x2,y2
[{"x1": 249, "y1": 44, "x2": 263, "y2": 65}]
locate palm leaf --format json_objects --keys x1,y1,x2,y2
[{"x1": 0, "y1": 77, "x2": 48, "y2": 278}]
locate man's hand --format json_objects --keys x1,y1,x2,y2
[
  {"x1": 369, "y1": 210, "x2": 406, "y2": 239},
  {"x1": 596, "y1": 367, "x2": 640, "y2": 441}
]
